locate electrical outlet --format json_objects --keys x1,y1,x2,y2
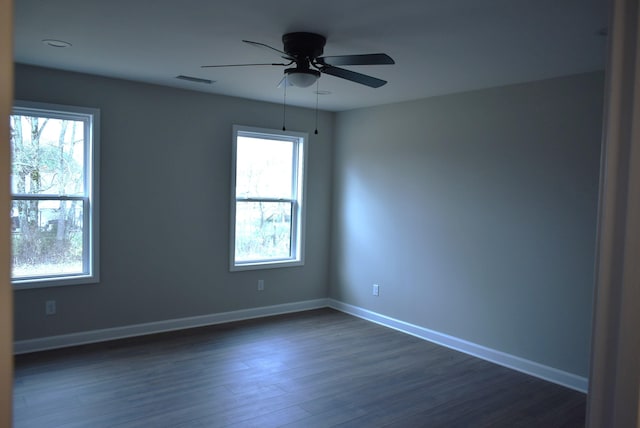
[
  {"x1": 258, "y1": 279, "x2": 264, "y2": 291},
  {"x1": 45, "y1": 300, "x2": 56, "y2": 315},
  {"x1": 373, "y1": 284, "x2": 380, "y2": 296}
]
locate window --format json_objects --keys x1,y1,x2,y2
[
  {"x1": 10, "y1": 101, "x2": 99, "y2": 288},
  {"x1": 230, "y1": 125, "x2": 307, "y2": 271}
]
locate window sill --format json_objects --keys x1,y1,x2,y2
[
  {"x1": 230, "y1": 259, "x2": 304, "y2": 272},
  {"x1": 13, "y1": 274, "x2": 99, "y2": 290}
]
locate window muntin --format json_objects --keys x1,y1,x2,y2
[
  {"x1": 10, "y1": 101, "x2": 99, "y2": 288},
  {"x1": 231, "y1": 126, "x2": 307, "y2": 270}
]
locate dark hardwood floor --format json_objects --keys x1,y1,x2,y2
[{"x1": 13, "y1": 308, "x2": 586, "y2": 427}]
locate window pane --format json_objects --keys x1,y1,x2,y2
[
  {"x1": 11, "y1": 199, "x2": 85, "y2": 278},
  {"x1": 236, "y1": 136, "x2": 293, "y2": 199},
  {"x1": 10, "y1": 114, "x2": 85, "y2": 196},
  {"x1": 235, "y1": 201, "x2": 292, "y2": 262}
]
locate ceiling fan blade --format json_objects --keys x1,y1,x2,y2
[
  {"x1": 243, "y1": 40, "x2": 295, "y2": 60},
  {"x1": 320, "y1": 66, "x2": 388, "y2": 88},
  {"x1": 316, "y1": 53, "x2": 395, "y2": 66},
  {"x1": 201, "y1": 62, "x2": 288, "y2": 68}
]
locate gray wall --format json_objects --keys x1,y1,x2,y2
[
  {"x1": 330, "y1": 72, "x2": 604, "y2": 377},
  {"x1": 14, "y1": 64, "x2": 603, "y2": 379},
  {"x1": 13, "y1": 64, "x2": 334, "y2": 340}
]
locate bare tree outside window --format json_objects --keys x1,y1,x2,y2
[
  {"x1": 10, "y1": 103, "x2": 99, "y2": 286},
  {"x1": 231, "y1": 126, "x2": 307, "y2": 271},
  {"x1": 235, "y1": 137, "x2": 294, "y2": 261}
]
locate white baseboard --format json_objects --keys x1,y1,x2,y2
[
  {"x1": 328, "y1": 299, "x2": 588, "y2": 393},
  {"x1": 14, "y1": 298, "x2": 329, "y2": 355},
  {"x1": 14, "y1": 297, "x2": 588, "y2": 393}
]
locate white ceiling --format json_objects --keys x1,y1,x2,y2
[{"x1": 14, "y1": 0, "x2": 608, "y2": 111}]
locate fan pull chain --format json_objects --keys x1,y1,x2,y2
[
  {"x1": 282, "y1": 84, "x2": 287, "y2": 131},
  {"x1": 314, "y1": 80, "x2": 319, "y2": 135}
]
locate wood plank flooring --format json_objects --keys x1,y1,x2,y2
[{"x1": 13, "y1": 308, "x2": 586, "y2": 427}]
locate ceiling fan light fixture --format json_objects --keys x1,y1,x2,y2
[{"x1": 285, "y1": 68, "x2": 320, "y2": 87}]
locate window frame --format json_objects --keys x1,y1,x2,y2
[
  {"x1": 230, "y1": 125, "x2": 308, "y2": 271},
  {"x1": 11, "y1": 100, "x2": 100, "y2": 289}
]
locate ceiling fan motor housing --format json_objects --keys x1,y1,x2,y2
[{"x1": 282, "y1": 32, "x2": 326, "y2": 62}]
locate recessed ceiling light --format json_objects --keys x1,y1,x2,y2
[
  {"x1": 314, "y1": 90, "x2": 332, "y2": 95},
  {"x1": 42, "y1": 39, "x2": 72, "y2": 48}
]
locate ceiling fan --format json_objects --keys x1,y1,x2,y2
[{"x1": 202, "y1": 32, "x2": 394, "y2": 88}]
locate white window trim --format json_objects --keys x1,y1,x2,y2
[
  {"x1": 230, "y1": 125, "x2": 308, "y2": 271},
  {"x1": 11, "y1": 100, "x2": 100, "y2": 289}
]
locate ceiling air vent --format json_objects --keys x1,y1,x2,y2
[{"x1": 175, "y1": 75, "x2": 214, "y2": 85}]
